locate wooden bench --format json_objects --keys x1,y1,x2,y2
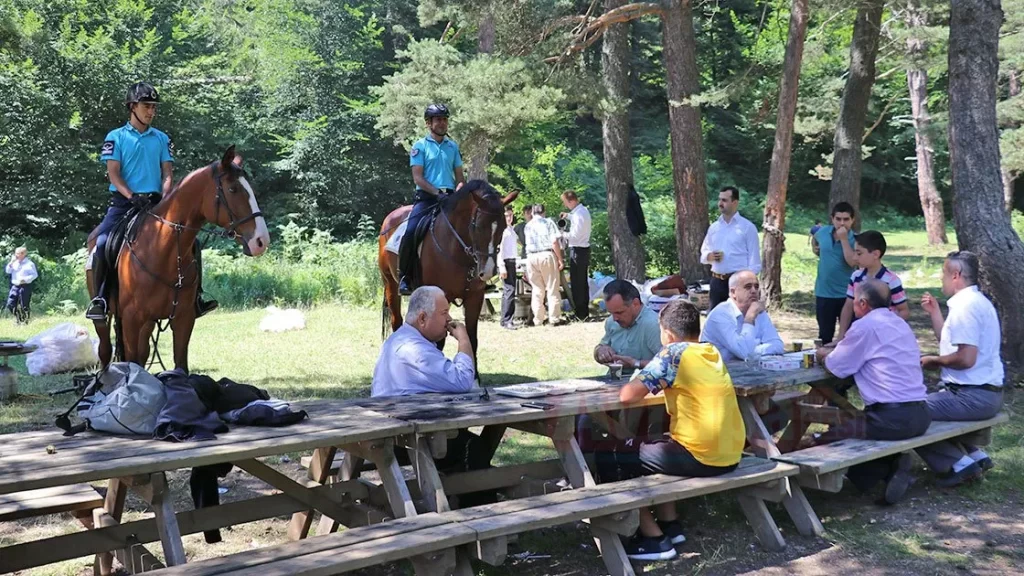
[
  {"x1": 151, "y1": 457, "x2": 798, "y2": 575},
  {"x1": 0, "y1": 484, "x2": 103, "y2": 522},
  {"x1": 774, "y1": 413, "x2": 1009, "y2": 492}
]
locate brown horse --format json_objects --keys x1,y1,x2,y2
[
  {"x1": 86, "y1": 146, "x2": 271, "y2": 371},
  {"x1": 378, "y1": 180, "x2": 516, "y2": 368}
]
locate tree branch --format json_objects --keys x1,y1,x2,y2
[
  {"x1": 544, "y1": 2, "x2": 664, "y2": 64},
  {"x1": 863, "y1": 91, "x2": 901, "y2": 142}
]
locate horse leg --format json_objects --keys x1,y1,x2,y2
[
  {"x1": 385, "y1": 274, "x2": 403, "y2": 333},
  {"x1": 171, "y1": 314, "x2": 196, "y2": 373},
  {"x1": 463, "y1": 288, "x2": 484, "y2": 380},
  {"x1": 134, "y1": 319, "x2": 157, "y2": 368},
  {"x1": 119, "y1": 312, "x2": 142, "y2": 365}
]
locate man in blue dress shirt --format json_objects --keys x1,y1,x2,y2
[{"x1": 398, "y1": 104, "x2": 465, "y2": 295}]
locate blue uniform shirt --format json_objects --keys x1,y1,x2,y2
[
  {"x1": 410, "y1": 134, "x2": 462, "y2": 191},
  {"x1": 100, "y1": 123, "x2": 174, "y2": 194}
]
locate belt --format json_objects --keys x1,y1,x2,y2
[
  {"x1": 864, "y1": 400, "x2": 926, "y2": 412},
  {"x1": 945, "y1": 383, "x2": 1003, "y2": 393},
  {"x1": 527, "y1": 249, "x2": 552, "y2": 255},
  {"x1": 711, "y1": 272, "x2": 733, "y2": 281}
]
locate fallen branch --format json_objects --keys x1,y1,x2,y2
[{"x1": 544, "y1": 2, "x2": 664, "y2": 64}]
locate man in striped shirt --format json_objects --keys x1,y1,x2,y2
[{"x1": 837, "y1": 230, "x2": 910, "y2": 340}]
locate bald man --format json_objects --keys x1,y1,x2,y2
[{"x1": 700, "y1": 270, "x2": 783, "y2": 362}]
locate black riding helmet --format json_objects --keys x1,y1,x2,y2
[
  {"x1": 424, "y1": 103, "x2": 450, "y2": 120},
  {"x1": 125, "y1": 82, "x2": 160, "y2": 110}
]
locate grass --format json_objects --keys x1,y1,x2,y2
[{"x1": 3, "y1": 227, "x2": 1024, "y2": 576}]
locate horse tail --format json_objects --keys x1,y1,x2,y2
[{"x1": 381, "y1": 290, "x2": 391, "y2": 342}]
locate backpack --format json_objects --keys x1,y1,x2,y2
[{"x1": 55, "y1": 362, "x2": 168, "y2": 436}]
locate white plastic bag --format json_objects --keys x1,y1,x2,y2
[
  {"x1": 24, "y1": 323, "x2": 99, "y2": 375},
  {"x1": 259, "y1": 306, "x2": 306, "y2": 333}
]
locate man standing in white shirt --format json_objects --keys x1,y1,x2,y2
[
  {"x1": 699, "y1": 186, "x2": 761, "y2": 309},
  {"x1": 497, "y1": 207, "x2": 519, "y2": 330},
  {"x1": 560, "y1": 190, "x2": 592, "y2": 321},
  {"x1": 524, "y1": 204, "x2": 564, "y2": 326},
  {"x1": 700, "y1": 270, "x2": 783, "y2": 362},
  {"x1": 5, "y1": 246, "x2": 38, "y2": 321},
  {"x1": 915, "y1": 252, "x2": 1005, "y2": 487}
]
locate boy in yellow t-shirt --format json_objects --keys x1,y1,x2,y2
[{"x1": 612, "y1": 299, "x2": 746, "y2": 561}]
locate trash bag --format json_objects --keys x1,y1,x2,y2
[{"x1": 24, "y1": 323, "x2": 99, "y2": 376}]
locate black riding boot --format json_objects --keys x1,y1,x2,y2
[
  {"x1": 193, "y1": 244, "x2": 218, "y2": 318},
  {"x1": 86, "y1": 246, "x2": 109, "y2": 320}
]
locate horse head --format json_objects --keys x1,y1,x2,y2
[
  {"x1": 202, "y1": 146, "x2": 271, "y2": 257},
  {"x1": 461, "y1": 180, "x2": 518, "y2": 282}
]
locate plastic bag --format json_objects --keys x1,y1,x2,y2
[
  {"x1": 24, "y1": 323, "x2": 99, "y2": 375},
  {"x1": 259, "y1": 306, "x2": 306, "y2": 333}
]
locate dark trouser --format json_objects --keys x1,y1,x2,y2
[
  {"x1": 818, "y1": 401, "x2": 931, "y2": 493},
  {"x1": 501, "y1": 259, "x2": 517, "y2": 325},
  {"x1": 709, "y1": 275, "x2": 731, "y2": 310},
  {"x1": 915, "y1": 385, "x2": 1004, "y2": 474},
  {"x1": 399, "y1": 191, "x2": 441, "y2": 284},
  {"x1": 6, "y1": 284, "x2": 31, "y2": 314},
  {"x1": 595, "y1": 434, "x2": 738, "y2": 483},
  {"x1": 568, "y1": 246, "x2": 590, "y2": 321},
  {"x1": 816, "y1": 296, "x2": 846, "y2": 345},
  {"x1": 394, "y1": 428, "x2": 496, "y2": 506},
  {"x1": 94, "y1": 193, "x2": 160, "y2": 300}
]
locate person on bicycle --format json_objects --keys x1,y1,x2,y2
[
  {"x1": 398, "y1": 103, "x2": 465, "y2": 295},
  {"x1": 5, "y1": 247, "x2": 38, "y2": 320},
  {"x1": 86, "y1": 82, "x2": 217, "y2": 320}
]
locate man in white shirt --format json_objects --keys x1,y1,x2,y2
[
  {"x1": 915, "y1": 251, "x2": 1005, "y2": 487},
  {"x1": 700, "y1": 270, "x2": 783, "y2": 362},
  {"x1": 524, "y1": 204, "x2": 564, "y2": 326},
  {"x1": 496, "y1": 207, "x2": 519, "y2": 330},
  {"x1": 371, "y1": 286, "x2": 476, "y2": 397},
  {"x1": 699, "y1": 186, "x2": 761, "y2": 309},
  {"x1": 560, "y1": 190, "x2": 592, "y2": 321},
  {"x1": 5, "y1": 246, "x2": 38, "y2": 321}
]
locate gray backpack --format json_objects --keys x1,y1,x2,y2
[{"x1": 56, "y1": 363, "x2": 167, "y2": 436}]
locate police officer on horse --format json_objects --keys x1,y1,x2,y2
[
  {"x1": 86, "y1": 82, "x2": 217, "y2": 321},
  {"x1": 398, "y1": 103, "x2": 466, "y2": 295}
]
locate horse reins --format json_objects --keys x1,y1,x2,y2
[{"x1": 431, "y1": 192, "x2": 504, "y2": 289}]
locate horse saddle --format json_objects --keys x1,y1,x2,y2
[{"x1": 388, "y1": 203, "x2": 442, "y2": 256}]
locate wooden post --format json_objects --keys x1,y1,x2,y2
[
  {"x1": 288, "y1": 446, "x2": 337, "y2": 540},
  {"x1": 149, "y1": 472, "x2": 187, "y2": 566},
  {"x1": 94, "y1": 477, "x2": 127, "y2": 575}
]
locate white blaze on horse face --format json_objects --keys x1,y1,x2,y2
[{"x1": 239, "y1": 177, "x2": 271, "y2": 256}]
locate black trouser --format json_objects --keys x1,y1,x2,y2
[
  {"x1": 399, "y1": 191, "x2": 442, "y2": 283},
  {"x1": 818, "y1": 401, "x2": 931, "y2": 493},
  {"x1": 501, "y1": 259, "x2": 517, "y2": 325},
  {"x1": 595, "y1": 435, "x2": 738, "y2": 483},
  {"x1": 709, "y1": 274, "x2": 731, "y2": 309},
  {"x1": 816, "y1": 296, "x2": 846, "y2": 344},
  {"x1": 6, "y1": 284, "x2": 31, "y2": 314},
  {"x1": 568, "y1": 246, "x2": 590, "y2": 321}
]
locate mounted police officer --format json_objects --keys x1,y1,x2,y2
[
  {"x1": 86, "y1": 82, "x2": 217, "y2": 321},
  {"x1": 398, "y1": 103, "x2": 465, "y2": 295}
]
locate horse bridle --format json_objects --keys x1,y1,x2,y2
[{"x1": 430, "y1": 191, "x2": 503, "y2": 286}]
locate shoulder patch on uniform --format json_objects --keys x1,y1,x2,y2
[
  {"x1": 410, "y1": 147, "x2": 419, "y2": 157},
  {"x1": 168, "y1": 139, "x2": 175, "y2": 156},
  {"x1": 101, "y1": 140, "x2": 115, "y2": 156}
]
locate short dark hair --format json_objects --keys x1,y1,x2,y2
[
  {"x1": 562, "y1": 190, "x2": 578, "y2": 202},
  {"x1": 659, "y1": 299, "x2": 701, "y2": 340},
  {"x1": 532, "y1": 204, "x2": 546, "y2": 216},
  {"x1": 521, "y1": 204, "x2": 531, "y2": 215},
  {"x1": 603, "y1": 279, "x2": 641, "y2": 305},
  {"x1": 504, "y1": 206, "x2": 514, "y2": 214},
  {"x1": 854, "y1": 230, "x2": 887, "y2": 257},
  {"x1": 946, "y1": 250, "x2": 980, "y2": 285},
  {"x1": 720, "y1": 186, "x2": 739, "y2": 201},
  {"x1": 855, "y1": 278, "x2": 891, "y2": 310},
  {"x1": 831, "y1": 201, "x2": 855, "y2": 218}
]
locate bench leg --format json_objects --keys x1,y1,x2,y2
[
  {"x1": 288, "y1": 446, "x2": 337, "y2": 540},
  {"x1": 738, "y1": 398, "x2": 825, "y2": 538},
  {"x1": 94, "y1": 478, "x2": 127, "y2": 576},
  {"x1": 315, "y1": 451, "x2": 364, "y2": 536},
  {"x1": 150, "y1": 472, "x2": 187, "y2": 566},
  {"x1": 736, "y1": 495, "x2": 786, "y2": 551}
]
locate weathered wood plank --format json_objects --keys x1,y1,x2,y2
[
  {"x1": 0, "y1": 484, "x2": 103, "y2": 521},
  {"x1": 725, "y1": 362, "x2": 830, "y2": 397},
  {"x1": 775, "y1": 414, "x2": 1010, "y2": 475},
  {"x1": 736, "y1": 494, "x2": 786, "y2": 551},
  {"x1": 149, "y1": 473, "x2": 186, "y2": 567},
  {"x1": 288, "y1": 446, "x2": 337, "y2": 541}
]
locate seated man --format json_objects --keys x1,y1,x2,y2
[
  {"x1": 915, "y1": 251, "x2": 1004, "y2": 487},
  {"x1": 816, "y1": 279, "x2": 931, "y2": 505},
  {"x1": 372, "y1": 285, "x2": 475, "y2": 397},
  {"x1": 593, "y1": 279, "x2": 662, "y2": 372},
  {"x1": 371, "y1": 286, "x2": 492, "y2": 493},
  {"x1": 700, "y1": 270, "x2": 784, "y2": 362},
  {"x1": 607, "y1": 299, "x2": 745, "y2": 561}
]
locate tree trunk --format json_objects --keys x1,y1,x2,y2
[
  {"x1": 905, "y1": 0, "x2": 948, "y2": 245},
  {"x1": 467, "y1": 9, "x2": 496, "y2": 182},
  {"x1": 601, "y1": 0, "x2": 646, "y2": 281},
  {"x1": 662, "y1": 0, "x2": 709, "y2": 281},
  {"x1": 1004, "y1": 69, "x2": 1020, "y2": 212},
  {"x1": 761, "y1": 0, "x2": 809, "y2": 309},
  {"x1": 827, "y1": 0, "x2": 884, "y2": 219},
  {"x1": 948, "y1": 0, "x2": 1024, "y2": 371}
]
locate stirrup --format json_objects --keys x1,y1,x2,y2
[
  {"x1": 85, "y1": 297, "x2": 108, "y2": 320},
  {"x1": 195, "y1": 298, "x2": 219, "y2": 318}
]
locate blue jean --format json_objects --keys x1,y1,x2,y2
[{"x1": 5, "y1": 283, "x2": 31, "y2": 313}]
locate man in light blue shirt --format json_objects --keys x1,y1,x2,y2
[
  {"x1": 594, "y1": 280, "x2": 662, "y2": 371},
  {"x1": 700, "y1": 270, "x2": 784, "y2": 362},
  {"x1": 398, "y1": 104, "x2": 465, "y2": 295},
  {"x1": 811, "y1": 202, "x2": 857, "y2": 344},
  {"x1": 372, "y1": 286, "x2": 476, "y2": 397}
]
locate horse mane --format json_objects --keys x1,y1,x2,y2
[{"x1": 442, "y1": 179, "x2": 500, "y2": 214}]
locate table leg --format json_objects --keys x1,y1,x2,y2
[
  {"x1": 316, "y1": 451, "x2": 364, "y2": 537},
  {"x1": 737, "y1": 397, "x2": 824, "y2": 537},
  {"x1": 94, "y1": 478, "x2": 127, "y2": 576},
  {"x1": 150, "y1": 472, "x2": 187, "y2": 566},
  {"x1": 288, "y1": 446, "x2": 337, "y2": 540}
]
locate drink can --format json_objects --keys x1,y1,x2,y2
[{"x1": 802, "y1": 351, "x2": 815, "y2": 368}]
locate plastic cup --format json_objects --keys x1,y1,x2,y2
[{"x1": 608, "y1": 363, "x2": 623, "y2": 379}]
